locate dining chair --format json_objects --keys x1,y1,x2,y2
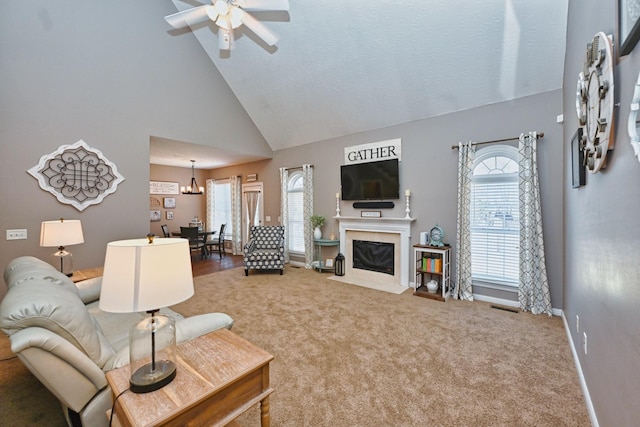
[
  {"x1": 161, "y1": 224, "x2": 170, "y2": 238},
  {"x1": 206, "y1": 224, "x2": 226, "y2": 259},
  {"x1": 180, "y1": 226, "x2": 206, "y2": 259}
]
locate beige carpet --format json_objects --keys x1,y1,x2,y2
[{"x1": 1, "y1": 265, "x2": 589, "y2": 426}]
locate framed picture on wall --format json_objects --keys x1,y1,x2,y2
[
  {"x1": 619, "y1": 0, "x2": 640, "y2": 56},
  {"x1": 571, "y1": 128, "x2": 586, "y2": 188},
  {"x1": 150, "y1": 210, "x2": 162, "y2": 222},
  {"x1": 163, "y1": 197, "x2": 176, "y2": 208},
  {"x1": 166, "y1": 211, "x2": 174, "y2": 220}
]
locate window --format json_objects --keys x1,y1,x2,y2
[
  {"x1": 287, "y1": 172, "x2": 304, "y2": 253},
  {"x1": 470, "y1": 146, "x2": 519, "y2": 287},
  {"x1": 212, "y1": 180, "x2": 232, "y2": 236}
]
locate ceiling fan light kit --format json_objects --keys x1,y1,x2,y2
[{"x1": 164, "y1": 0, "x2": 289, "y2": 51}]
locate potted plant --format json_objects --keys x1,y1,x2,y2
[{"x1": 310, "y1": 214, "x2": 326, "y2": 239}]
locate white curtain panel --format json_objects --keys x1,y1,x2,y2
[
  {"x1": 206, "y1": 179, "x2": 215, "y2": 232},
  {"x1": 279, "y1": 167, "x2": 289, "y2": 263},
  {"x1": 302, "y1": 164, "x2": 314, "y2": 269},
  {"x1": 245, "y1": 191, "x2": 261, "y2": 229},
  {"x1": 518, "y1": 132, "x2": 552, "y2": 315},
  {"x1": 454, "y1": 141, "x2": 475, "y2": 301},
  {"x1": 230, "y1": 175, "x2": 243, "y2": 255}
]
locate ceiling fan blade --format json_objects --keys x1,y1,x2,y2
[
  {"x1": 240, "y1": 11, "x2": 279, "y2": 46},
  {"x1": 164, "y1": 5, "x2": 216, "y2": 29},
  {"x1": 240, "y1": 0, "x2": 290, "y2": 12}
]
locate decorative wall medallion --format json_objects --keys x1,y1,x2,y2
[
  {"x1": 576, "y1": 32, "x2": 615, "y2": 173},
  {"x1": 28, "y1": 139, "x2": 125, "y2": 211},
  {"x1": 628, "y1": 69, "x2": 640, "y2": 163}
]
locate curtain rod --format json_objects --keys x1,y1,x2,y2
[
  {"x1": 450, "y1": 132, "x2": 544, "y2": 149},
  {"x1": 284, "y1": 164, "x2": 314, "y2": 171}
]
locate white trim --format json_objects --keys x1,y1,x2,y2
[
  {"x1": 561, "y1": 311, "x2": 599, "y2": 427},
  {"x1": 288, "y1": 260, "x2": 306, "y2": 268},
  {"x1": 473, "y1": 281, "x2": 519, "y2": 292}
]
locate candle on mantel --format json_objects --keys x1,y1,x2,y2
[{"x1": 405, "y1": 189, "x2": 411, "y2": 197}]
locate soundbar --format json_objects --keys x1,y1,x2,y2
[{"x1": 353, "y1": 201, "x2": 395, "y2": 209}]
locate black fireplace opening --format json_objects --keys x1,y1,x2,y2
[{"x1": 352, "y1": 240, "x2": 394, "y2": 275}]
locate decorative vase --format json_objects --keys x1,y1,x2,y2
[
  {"x1": 426, "y1": 280, "x2": 439, "y2": 294},
  {"x1": 314, "y1": 226, "x2": 322, "y2": 240}
]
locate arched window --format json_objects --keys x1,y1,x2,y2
[
  {"x1": 287, "y1": 171, "x2": 305, "y2": 253},
  {"x1": 471, "y1": 146, "x2": 519, "y2": 287}
]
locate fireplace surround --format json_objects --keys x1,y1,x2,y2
[{"x1": 332, "y1": 216, "x2": 415, "y2": 293}]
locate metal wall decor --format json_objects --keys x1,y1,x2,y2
[
  {"x1": 627, "y1": 69, "x2": 640, "y2": 163},
  {"x1": 28, "y1": 139, "x2": 125, "y2": 211},
  {"x1": 575, "y1": 32, "x2": 615, "y2": 173}
]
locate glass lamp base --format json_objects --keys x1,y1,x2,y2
[
  {"x1": 51, "y1": 249, "x2": 73, "y2": 276},
  {"x1": 129, "y1": 313, "x2": 177, "y2": 394},
  {"x1": 130, "y1": 360, "x2": 176, "y2": 393}
]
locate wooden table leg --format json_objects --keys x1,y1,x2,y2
[{"x1": 260, "y1": 395, "x2": 270, "y2": 427}]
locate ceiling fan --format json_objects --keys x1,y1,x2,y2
[{"x1": 164, "y1": 0, "x2": 290, "y2": 50}]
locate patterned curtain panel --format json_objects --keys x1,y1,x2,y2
[
  {"x1": 453, "y1": 141, "x2": 475, "y2": 301},
  {"x1": 230, "y1": 175, "x2": 242, "y2": 255},
  {"x1": 518, "y1": 132, "x2": 552, "y2": 315},
  {"x1": 206, "y1": 179, "x2": 215, "y2": 232},
  {"x1": 279, "y1": 167, "x2": 289, "y2": 263},
  {"x1": 302, "y1": 164, "x2": 314, "y2": 269}
]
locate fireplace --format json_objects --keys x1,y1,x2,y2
[
  {"x1": 330, "y1": 216, "x2": 415, "y2": 293},
  {"x1": 353, "y1": 240, "x2": 394, "y2": 275}
]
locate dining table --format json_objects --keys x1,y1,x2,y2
[{"x1": 172, "y1": 229, "x2": 217, "y2": 258}]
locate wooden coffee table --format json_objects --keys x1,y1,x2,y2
[{"x1": 106, "y1": 328, "x2": 274, "y2": 427}]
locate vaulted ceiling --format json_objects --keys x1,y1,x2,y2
[{"x1": 152, "y1": 0, "x2": 568, "y2": 167}]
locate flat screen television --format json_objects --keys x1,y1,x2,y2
[{"x1": 340, "y1": 158, "x2": 400, "y2": 201}]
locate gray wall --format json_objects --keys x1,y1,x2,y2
[
  {"x1": 563, "y1": 1, "x2": 640, "y2": 424},
  {"x1": 0, "y1": 1, "x2": 271, "y2": 300},
  {"x1": 208, "y1": 91, "x2": 565, "y2": 309}
]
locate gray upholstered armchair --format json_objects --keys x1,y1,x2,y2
[{"x1": 243, "y1": 225, "x2": 285, "y2": 276}]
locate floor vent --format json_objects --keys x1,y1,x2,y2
[{"x1": 490, "y1": 304, "x2": 519, "y2": 313}]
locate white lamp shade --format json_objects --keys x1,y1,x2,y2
[
  {"x1": 40, "y1": 219, "x2": 84, "y2": 247},
  {"x1": 99, "y1": 238, "x2": 194, "y2": 313}
]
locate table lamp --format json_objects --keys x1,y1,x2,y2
[
  {"x1": 39, "y1": 218, "x2": 84, "y2": 276},
  {"x1": 99, "y1": 236, "x2": 194, "y2": 393}
]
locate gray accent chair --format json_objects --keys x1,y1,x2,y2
[
  {"x1": 0, "y1": 256, "x2": 233, "y2": 427},
  {"x1": 243, "y1": 225, "x2": 285, "y2": 276}
]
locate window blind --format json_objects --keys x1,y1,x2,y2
[{"x1": 470, "y1": 179, "x2": 519, "y2": 286}]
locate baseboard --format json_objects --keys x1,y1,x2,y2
[
  {"x1": 471, "y1": 294, "x2": 563, "y2": 316},
  {"x1": 561, "y1": 311, "x2": 599, "y2": 427},
  {"x1": 288, "y1": 260, "x2": 306, "y2": 268}
]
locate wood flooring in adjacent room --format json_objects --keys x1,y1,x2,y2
[{"x1": 191, "y1": 254, "x2": 244, "y2": 277}]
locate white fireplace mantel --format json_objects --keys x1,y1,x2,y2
[{"x1": 334, "y1": 216, "x2": 415, "y2": 289}]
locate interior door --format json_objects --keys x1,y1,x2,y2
[{"x1": 242, "y1": 182, "x2": 264, "y2": 245}]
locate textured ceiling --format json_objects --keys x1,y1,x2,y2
[{"x1": 158, "y1": 0, "x2": 568, "y2": 166}]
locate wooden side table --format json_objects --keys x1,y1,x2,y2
[
  {"x1": 70, "y1": 267, "x2": 103, "y2": 283},
  {"x1": 106, "y1": 328, "x2": 274, "y2": 427}
]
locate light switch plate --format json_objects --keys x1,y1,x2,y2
[{"x1": 6, "y1": 229, "x2": 27, "y2": 240}]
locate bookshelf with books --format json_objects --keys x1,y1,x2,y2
[{"x1": 413, "y1": 244, "x2": 451, "y2": 301}]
